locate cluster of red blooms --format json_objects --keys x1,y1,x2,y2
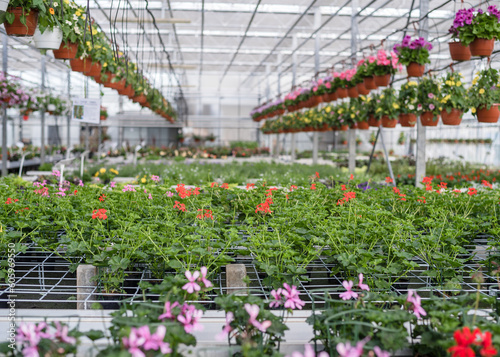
[
  {"x1": 417, "y1": 170, "x2": 498, "y2": 185},
  {"x1": 173, "y1": 201, "x2": 186, "y2": 212},
  {"x1": 468, "y1": 188, "x2": 478, "y2": 196},
  {"x1": 211, "y1": 182, "x2": 229, "y2": 189},
  {"x1": 92, "y1": 209, "x2": 107, "y2": 220},
  {"x1": 337, "y1": 191, "x2": 356, "y2": 206},
  {"x1": 417, "y1": 196, "x2": 427, "y2": 204},
  {"x1": 392, "y1": 187, "x2": 406, "y2": 201},
  {"x1": 310, "y1": 183, "x2": 317, "y2": 190},
  {"x1": 246, "y1": 183, "x2": 256, "y2": 190},
  {"x1": 256, "y1": 198, "x2": 273, "y2": 214},
  {"x1": 98, "y1": 194, "x2": 106, "y2": 202},
  {"x1": 5, "y1": 198, "x2": 18, "y2": 204},
  {"x1": 197, "y1": 209, "x2": 214, "y2": 220},
  {"x1": 448, "y1": 327, "x2": 497, "y2": 357},
  {"x1": 176, "y1": 184, "x2": 201, "y2": 199},
  {"x1": 290, "y1": 185, "x2": 298, "y2": 192}
]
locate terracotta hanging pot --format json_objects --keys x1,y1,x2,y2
[
  {"x1": 132, "y1": 94, "x2": 148, "y2": 105},
  {"x1": 53, "y1": 41, "x2": 79, "y2": 60},
  {"x1": 399, "y1": 113, "x2": 417, "y2": 127},
  {"x1": 85, "y1": 60, "x2": 102, "y2": 77},
  {"x1": 103, "y1": 73, "x2": 116, "y2": 87},
  {"x1": 336, "y1": 88, "x2": 348, "y2": 98},
  {"x1": 368, "y1": 116, "x2": 381, "y2": 127},
  {"x1": 448, "y1": 42, "x2": 471, "y2": 61},
  {"x1": 469, "y1": 38, "x2": 495, "y2": 57},
  {"x1": 357, "y1": 121, "x2": 370, "y2": 130},
  {"x1": 420, "y1": 111, "x2": 440, "y2": 126},
  {"x1": 347, "y1": 86, "x2": 358, "y2": 98},
  {"x1": 407, "y1": 62, "x2": 425, "y2": 77},
  {"x1": 118, "y1": 84, "x2": 135, "y2": 97},
  {"x1": 326, "y1": 92, "x2": 337, "y2": 102},
  {"x1": 374, "y1": 74, "x2": 391, "y2": 87},
  {"x1": 94, "y1": 73, "x2": 103, "y2": 84},
  {"x1": 339, "y1": 125, "x2": 349, "y2": 131},
  {"x1": 381, "y1": 115, "x2": 397, "y2": 128},
  {"x1": 356, "y1": 82, "x2": 370, "y2": 95},
  {"x1": 441, "y1": 108, "x2": 463, "y2": 125},
  {"x1": 4, "y1": 8, "x2": 38, "y2": 37},
  {"x1": 70, "y1": 57, "x2": 91, "y2": 73},
  {"x1": 311, "y1": 95, "x2": 323, "y2": 106},
  {"x1": 363, "y1": 76, "x2": 378, "y2": 90},
  {"x1": 476, "y1": 105, "x2": 500, "y2": 123}
]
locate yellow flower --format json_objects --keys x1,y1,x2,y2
[
  {"x1": 351, "y1": 106, "x2": 355, "y2": 110},
  {"x1": 393, "y1": 103, "x2": 399, "y2": 109},
  {"x1": 445, "y1": 80, "x2": 451, "y2": 86},
  {"x1": 350, "y1": 114, "x2": 355, "y2": 118},
  {"x1": 471, "y1": 108, "x2": 476, "y2": 114},
  {"x1": 456, "y1": 81, "x2": 462, "y2": 86},
  {"x1": 92, "y1": 29, "x2": 97, "y2": 36},
  {"x1": 75, "y1": 10, "x2": 81, "y2": 16},
  {"x1": 450, "y1": 81, "x2": 455, "y2": 86},
  {"x1": 479, "y1": 88, "x2": 485, "y2": 94},
  {"x1": 103, "y1": 63, "x2": 107, "y2": 67},
  {"x1": 376, "y1": 108, "x2": 382, "y2": 113},
  {"x1": 94, "y1": 171, "x2": 99, "y2": 177},
  {"x1": 64, "y1": 0, "x2": 69, "y2": 3},
  {"x1": 408, "y1": 81, "x2": 418, "y2": 86},
  {"x1": 100, "y1": 168, "x2": 106, "y2": 174},
  {"x1": 141, "y1": 178, "x2": 146, "y2": 183},
  {"x1": 380, "y1": 95, "x2": 385, "y2": 99},
  {"x1": 338, "y1": 109, "x2": 344, "y2": 114},
  {"x1": 325, "y1": 107, "x2": 331, "y2": 113},
  {"x1": 472, "y1": 77, "x2": 478, "y2": 85}
]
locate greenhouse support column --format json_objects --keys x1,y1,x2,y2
[
  {"x1": 66, "y1": 70, "x2": 71, "y2": 159},
  {"x1": 312, "y1": 7, "x2": 321, "y2": 165},
  {"x1": 291, "y1": 34, "x2": 298, "y2": 162},
  {"x1": 1, "y1": 34, "x2": 7, "y2": 177},
  {"x1": 274, "y1": 56, "x2": 282, "y2": 159},
  {"x1": 415, "y1": 0, "x2": 429, "y2": 187},
  {"x1": 40, "y1": 55, "x2": 46, "y2": 165},
  {"x1": 348, "y1": 0, "x2": 359, "y2": 173}
]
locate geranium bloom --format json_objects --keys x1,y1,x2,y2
[
  {"x1": 246, "y1": 183, "x2": 255, "y2": 190},
  {"x1": 244, "y1": 303, "x2": 272, "y2": 332},
  {"x1": 198, "y1": 266, "x2": 213, "y2": 288},
  {"x1": 448, "y1": 327, "x2": 480, "y2": 357},
  {"x1": 5, "y1": 198, "x2": 18, "y2": 204},
  {"x1": 336, "y1": 338, "x2": 369, "y2": 357},
  {"x1": 282, "y1": 283, "x2": 305, "y2": 310},
  {"x1": 407, "y1": 290, "x2": 426, "y2": 319},
  {"x1": 211, "y1": 182, "x2": 218, "y2": 188},
  {"x1": 269, "y1": 288, "x2": 283, "y2": 308},
  {"x1": 287, "y1": 344, "x2": 329, "y2": 357},
  {"x1": 177, "y1": 304, "x2": 204, "y2": 333},
  {"x1": 92, "y1": 209, "x2": 107, "y2": 220},
  {"x1": 122, "y1": 325, "x2": 171, "y2": 356},
  {"x1": 221, "y1": 183, "x2": 229, "y2": 189},
  {"x1": 182, "y1": 270, "x2": 201, "y2": 293},
  {"x1": 339, "y1": 280, "x2": 358, "y2": 300},
  {"x1": 173, "y1": 201, "x2": 186, "y2": 212},
  {"x1": 468, "y1": 188, "x2": 477, "y2": 196},
  {"x1": 315, "y1": 172, "x2": 320, "y2": 178},
  {"x1": 99, "y1": 194, "x2": 106, "y2": 202},
  {"x1": 482, "y1": 180, "x2": 493, "y2": 188},
  {"x1": 358, "y1": 273, "x2": 370, "y2": 291},
  {"x1": 385, "y1": 177, "x2": 393, "y2": 183},
  {"x1": 290, "y1": 185, "x2": 298, "y2": 191},
  {"x1": 158, "y1": 301, "x2": 179, "y2": 321},
  {"x1": 310, "y1": 183, "x2": 316, "y2": 190},
  {"x1": 216, "y1": 311, "x2": 234, "y2": 341}
]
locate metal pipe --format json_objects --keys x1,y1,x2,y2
[
  {"x1": 312, "y1": 6, "x2": 321, "y2": 165},
  {"x1": 348, "y1": 0, "x2": 358, "y2": 174},
  {"x1": 379, "y1": 126, "x2": 396, "y2": 185},
  {"x1": 40, "y1": 55, "x2": 46, "y2": 165},
  {"x1": 1, "y1": 34, "x2": 7, "y2": 177},
  {"x1": 66, "y1": 70, "x2": 71, "y2": 159}
]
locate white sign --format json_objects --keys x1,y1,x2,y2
[{"x1": 72, "y1": 98, "x2": 100, "y2": 124}]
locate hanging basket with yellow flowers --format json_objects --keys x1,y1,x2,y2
[
  {"x1": 468, "y1": 68, "x2": 500, "y2": 123},
  {"x1": 438, "y1": 72, "x2": 469, "y2": 126}
]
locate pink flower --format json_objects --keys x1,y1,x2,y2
[
  {"x1": 287, "y1": 344, "x2": 330, "y2": 357},
  {"x1": 216, "y1": 311, "x2": 234, "y2": 341},
  {"x1": 148, "y1": 194, "x2": 153, "y2": 200},
  {"x1": 244, "y1": 303, "x2": 272, "y2": 332},
  {"x1": 339, "y1": 280, "x2": 358, "y2": 300},
  {"x1": 325, "y1": 82, "x2": 331, "y2": 89},
  {"x1": 198, "y1": 266, "x2": 213, "y2": 288},
  {"x1": 407, "y1": 290, "x2": 426, "y2": 319},
  {"x1": 336, "y1": 338, "x2": 369, "y2": 357},
  {"x1": 143, "y1": 325, "x2": 171, "y2": 354},
  {"x1": 78, "y1": 180, "x2": 84, "y2": 187},
  {"x1": 373, "y1": 346, "x2": 391, "y2": 357},
  {"x1": 182, "y1": 270, "x2": 201, "y2": 293},
  {"x1": 282, "y1": 283, "x2": 305, "y2": 310},
  {"x1": 269, "y1": 288, "x2": 283, "y2": 308},
  {"x1": 52, "y1": 170, "x2": 61, "y2": 177},
  {"x1": 166, "y1": 191, "x2": 174, "y2": 197},
  {"x1": 151, "y1": 175, "x2": 160, "y2": 182},
  {"x1": 158, "y1": 301, "x2": 179, "y2": 320},
  {"x1": 122, "y1": 326, "x2": 171, "y2": 356},
  {"x1": 54, "y1": 322, "x2": 76, "y2": 344},
  {"x1": 358, "y1": 273, "x2": 370, "y2": 291},
  {"x1": 177, "y1": 304, "x2": 204, "y2": 333},
  {"x1": 110, "y1": 181, "x2": 116, "y2": 188},
  {"x1": 427, "y1": 93, "x2": 434, "y2": 99},
  {"x1": 429, "y1": 104, "x2": 435, "y2": 110}
]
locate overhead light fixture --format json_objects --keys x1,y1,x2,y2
[{"x1": 117, "y1": 18, "x2": 191, "y2": 24}]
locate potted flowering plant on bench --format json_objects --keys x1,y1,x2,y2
[{"x1": 393, "y1": 35, "x2": 432, "y2": 78}]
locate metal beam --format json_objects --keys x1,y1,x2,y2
[
  {"x1": 348, "y1": 0, "x2": 358, "y2": 174},
  {"x1": 1, "y1": 34, "x2": 7, "y2": 177},
  {"x1": 40, "y1": 56, "x2": 46, "y2": 165},
  {"x1": 290, "y1": 34, "x2": 298, "y2": 162},
  {"x1": 416, "y1": 0, "x2": 428, "y2": 187},
  {"x1": 198, "y1": 0, "x2": 205, "y2": 90},
  {"x1": 66, "y1": 70, "x2": 71, "y2": 159},
  {"x1": 312, "y1": 6, "x2": 321, "y2": 165}
]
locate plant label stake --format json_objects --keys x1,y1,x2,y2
[
  {"x1": 133, "y1": 145, "x2": 142, "y2": 167},
  {"x1": 80, "y1": 150, "x2": 89, "y2": 178}
]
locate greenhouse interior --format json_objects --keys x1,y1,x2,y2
[{"x1": 2, "y1": 0, "x2": 500, "y2": 356}]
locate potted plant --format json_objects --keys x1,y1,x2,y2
[
  {"x1": 468, "y1": 68, "x2": 500, "y2": 123},
  {"x1": 417, "y1": 76, "x2": 442, "y2": 126},
  {"x1": 367, "y1": 93, "x2": 381, "y2": 127},
  {"x1": 372, "y1": 49, "x2": 401, "y2": 87},
  {"x1": 4, "y1": 0, "x2": 46, "y2": 37},
  {"x1": 33, "y1": 3, "x2": 63, "y2": 50},
  {"x1": 351, "y1": 96, "x2": 369, "y2": 130},
  {"x1": 52, "y1": 1, "x2": 87, "y2": 59},
  {"x1": 439, "y1": 72, "x2": 469, "y2": 125},
  {"x1": 375, "y1": 88, "x2": 400, "y2": 128},
  {"x1": 397, "y1": 81, "x2": 418, "y2": 127},
  {"x1": 332, "y1": 71, "x2": 348, "y2": 98},
  {"x1": 345, "y1": 68, "x2": 361, "y2": 98},
  {"x1": 100, "y1": 106, "x2": 108, "y2": 121},
  {"x1": 449, "y1": 6, "x2": 500, "y2": 58},
  {"x1": 193, "y1": 134, "x2": 202, "y2": 143},
  {"x1": 393, "y1": 35, "x2": 432, "y2": 77},
  {"x1": 206, "y1": 133, "x2": 216, "y2": 142}
]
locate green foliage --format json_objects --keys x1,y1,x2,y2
[{"x1": 468, "y1": 68, "x2": 500, "y2": 114}]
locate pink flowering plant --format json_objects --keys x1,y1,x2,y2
[
  {"x1": 449, "y1": 6, "x2": 500, "y2": 45},
  {"x1": 416, "y1": 76, "x2": 442, "y2": 117},
  {"x1": 215, "y1": 293, "x2": 288, "y2": 357},
  {"x1": 393, "y1": 35, "x2": 433, "y2": 66}
]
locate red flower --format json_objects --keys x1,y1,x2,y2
[
  {"x1": 448, "y1": 327, "x2": 482, "y2": 357},
  {"x1": 310, "y1": 184, "x2": 316, "y2": 190},
  {"x1": 341, "y1": 184, "x2": 347, "y2": 191},
  {"x1": 482, "y1": 180, "x2": 493, "y2": 189},
  {"x1": 350, "y1": 174, "x2": 354, "y2": 180},
  {"x1": 221, "y1": 183, "x2": 229, "y2": 189},
  {"x1": 289, "y1": 185, "x2": 298, "y2": 191},
  {"x1": 246, "y1": 183, "x2": 255, "y2": 190},
  {"x1": 92, "y1": 209, "x2": 107, "y2": 220},
  {"x1": 393, "y1": 187, "x2": 400, "y2": 194},
  {"x1": 468, "y1": 188, "x2": 477, "y2": 196},
  {"x1": 211, "y1": 182, "x2": 218, "y2": 188},
  {"x1": 422, "y1": 176, "x2": 433, "y2": 184},
  {"x1": 385, "y1": 177, "x2": 393, "y2": 183},
  {"x1": 173, "y1": 201, "x2": 186, "y2": 212},
  {"x1": 315, "y1": 172, "x2": 320, "y2": 178},
  {"x1": 438, "y1": 182, "x2": 447, "y2": 189},
  {"x1": 425, "y1": 184, "x2": 433, "y2": 191},
  {"x1": 99, "y1": 194, "x2": 106, "y2": 202}
]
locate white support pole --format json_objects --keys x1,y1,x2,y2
[
  {"x1": 348, "y1": 0, "x2": 359, "y2": 173},
  {"x1": 1, "y1": 34, "x2": 8, "y2": 177},
  {"x1": 312, "y1": 7, "x2": 321, "y2": 165},
  {"x1": 291, "y1": 34, "x2": 298, "y2": 162},
  {"x1": 66, "y1": 70, "x2": 71, "y2": 159},
  {"x1": 40, "y1": 56, "x2": 46, "y2": 165},
  {"x1": 415, "y1": 0, "x2": 429, "y2": 187}
]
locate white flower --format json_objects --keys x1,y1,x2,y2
[
  {"x1": 53, "y1": 1, "x2": 58, "y2": 6},
  {"x1": 65, "y1": 20, "x2": 72, "y2": 26}
]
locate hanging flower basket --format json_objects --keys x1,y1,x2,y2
[
  {"x1": 85, "y1": 60, "x2": 102, "y2": 77},
  {"x1": 357, "y1": 121, "x2": 370, "y2": 130},
  {"x1": 469, "y1": 38, "x2": 495, "y2": 57},
  {"x1": 347, "y1": 86, "x2": 358, "y2": 98},
  {"x1": 476, "y1": 105, "x2": 500, "y2": 123},
  {"x1": 448, "y1": 42, "x2": 471, "y2": 61},
  {"x1": 356, "y1": 82, "x2": 370, "y2": 95},
  {"x1": 381, "y1": 116, "x2": 397, "y2": 128},
  {"x1": 363, "y1": 76, "x2": 378, "y2": 90},
  {"x1": 368, "y1": 116, "x2": 381, "y2": 127},
  {"x1": 33, "y1": 26, "x2": 63, "y2": 50},
  {"x1": 94, "y1": 73, "x2": 103, "y2": 84},
  {"x1": 336, "y1": 88, "x2": 348, "y2": 98},
  {"x1": 339, "y1": 125, "x2": 349, "y2": 131},
  {"x1": 118, "y1": 84, "x2": 135, "y2": 98},
  {"x1": 70, "y1": 58, "x2": 91, "y2": 73},
  {"x1": 398, "y1": 113, "x2": 417, "y2": 127},
  {"x1": 4, "y1": 8, "x2": 38, "y2": 37},
  {"x1": 53, "y1": 41, "x2": 79, "y2": 60},
  {"x1": 132, "y1": 94, "x2": 147, "y2": 105},
  {"x1": 420, "y1": 111, "x2": 440, "y2": 126},
  {"x1": 441, "y1": 108, "x2": 463, "y2": 126},
  {"x1": 373, "y1": 74, "x2": 391, "y2": 87},
  {"x1": 406, "y1": 62, "x2": 425, "y2": 77}
]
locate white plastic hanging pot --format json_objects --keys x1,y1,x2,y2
[
  {"x1": 33, "y1": 26, "x2": 63, "y2": 50},
  {"x1": 0, "y1": 0, "x2": 10, "y2": 12}
]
